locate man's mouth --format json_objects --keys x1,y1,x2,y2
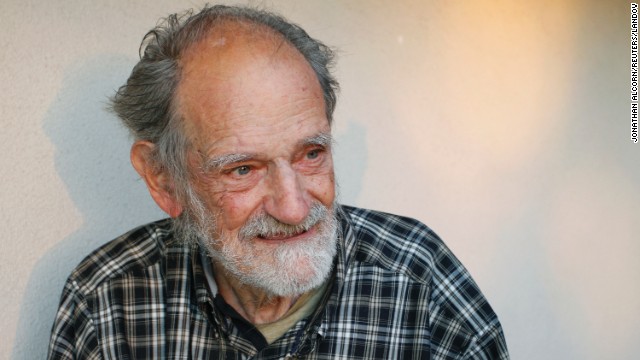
[
  {"x1": 257, "y1": 227, "x2": 313, "y2": 242},
  {"x1": 239, "y1": 203, "x2": 329, "y2": 242}
]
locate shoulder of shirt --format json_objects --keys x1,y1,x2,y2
[
  {"x1": 340, "y1": 205, "x2": 454, "y2": 284},
  {"x1": 66, "y1": 218, "x2": 175, "y2": 295}
]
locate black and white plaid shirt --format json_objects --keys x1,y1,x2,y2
[{"x1": 48, "y1": 205, "x2": 509, "y2": 359}]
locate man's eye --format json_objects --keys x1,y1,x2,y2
[
  {"x1": 306, "y1": 149, "x2": 321, "y2": 160},
  {"x1": 233, "y1": 165, "x2": 251, "y2": 176}
]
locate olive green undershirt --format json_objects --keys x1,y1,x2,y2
[{"x1": 255, "y1": 279, "x2": 329, "y2": 344}]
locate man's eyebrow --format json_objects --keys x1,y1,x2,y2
[
  {"x1": 301, "y1": 132, "x2": 334, "y2": 147},
  {"x1": 201, "y1": 153, "x2": 254, "y2": 172},
  {"x1": 200, "y1": 133, "x2": 333, "y2": 172}
]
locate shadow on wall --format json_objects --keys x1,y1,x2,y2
[
  {"x1": 12, "y1": 56, "x2": 164, "y2": 359},
  {"x1": 11, "y1": 55, "x2": 369, "y2": 359}
]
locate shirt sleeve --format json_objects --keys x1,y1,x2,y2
[
  {"x1": 48, "y1": 277, "x2": 102, "y2": 360},
  {"x1": 427, "y1": 240, "x2": 509, "y2": 359}
]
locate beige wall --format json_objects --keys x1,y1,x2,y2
[{"x1": 2, "y1": 0, "x2": 638, "y2": 359}]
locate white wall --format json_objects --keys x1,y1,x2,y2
[{"x1": 2, "y1": 0, "x2": 637, "y2": 359}]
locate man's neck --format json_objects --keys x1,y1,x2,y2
[{"x1": 212, "y1": 263, "x2": 301, "y2": 325}]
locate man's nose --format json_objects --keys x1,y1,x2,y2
[{"x1": 264, "y1": 162, "x2": 310, "y2": 225}]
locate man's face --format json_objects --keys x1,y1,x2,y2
[{"x1": 175, "y1": 28, "x2": 337, "y2": 296}]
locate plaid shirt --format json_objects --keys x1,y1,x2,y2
[{"x1": 48, "y1": 205, "x2": 509, "y2": 359}]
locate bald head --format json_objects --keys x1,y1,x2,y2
[
  {"x1": 112, "y1": 5, "x2": 338, "y2": 140},
  {"x1": 177, "y1": 21, "x2": 326, "y2": 137}
]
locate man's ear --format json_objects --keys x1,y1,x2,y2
[{"x1": 130, "y1": 141, "x2": 184, "y2": 218}]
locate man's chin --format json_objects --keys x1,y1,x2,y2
[
  {"x1": 209, "y1": 240, "x2": 335, "y2": 297},
  {"x1": 255, "y1": 265, "x2": 332, "y2": 298}
]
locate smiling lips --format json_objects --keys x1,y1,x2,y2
[{"x1": 257, "y1": 227, "x2": 313, "y2": 242}]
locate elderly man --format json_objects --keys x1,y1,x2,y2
[{"x1": 48, "y1": 5, "x2": 508, "y2": 359}]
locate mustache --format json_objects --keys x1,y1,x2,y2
[{"x1": 239, "y1": 202, "x2": 330, "y2": 240}]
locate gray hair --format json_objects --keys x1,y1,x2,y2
[{"x1": 109, "y1": 4, "x2": 339, "y2": 198}]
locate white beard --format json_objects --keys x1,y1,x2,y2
[{"x1": 177, "y1": 198, "x2": 338, "y2": 297}]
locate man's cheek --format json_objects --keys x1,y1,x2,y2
[{"x1": 216, "y1": 192, "x2": 260, "y2": 231}]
